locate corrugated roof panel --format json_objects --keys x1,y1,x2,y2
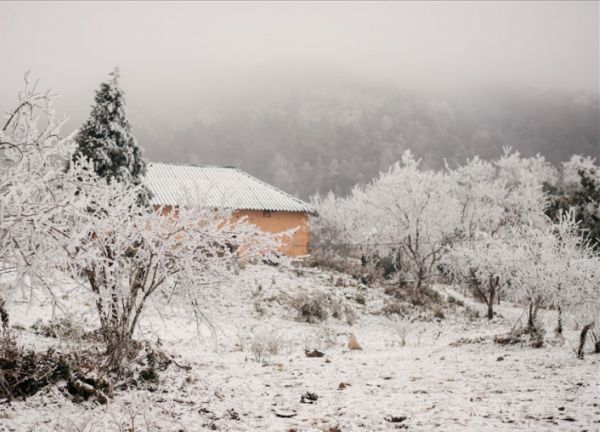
[{"x1": 145, "y1": 163, "x2": 315, "y2": 214}]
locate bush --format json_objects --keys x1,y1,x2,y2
[
  {"x1": 331, "y1": 298, "x2": 358, "y2": 325},
  {"x1": 31, "y1": 318, "x2": 84, "y2": 341},
  {"x1": 447, "y1": 295, "x2": 464, "y2": 306},
  {"x1": 493, "y1": 325, "x2": 545, "y2": 348},
  {"x1": 250, "y1": 331, "x2": 283, "y2": 363},
  {"x1": 291, "y1": 291, "x2": 357, "y2": 325},
  {"x1": 0, "y1": 341, "x2": 110, "y2": 403},
  {"x1": 291, "y1": 292, "x2": 330, "y2": 323},
  {"x1": 381, "y1": 299, "x2": 410, "y2": 317},
  {"x1": 303, "y1": 325, "x2": 338, "y2": 352},
  {"x1": 390, "y1": 319, "x2": 411, "y2": 347}
]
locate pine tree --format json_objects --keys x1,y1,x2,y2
[{"x1": 74, "y1": 67, "x2": 150, "y2": 205}]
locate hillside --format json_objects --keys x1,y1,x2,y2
[{"x1": 1, "y1": 265, "x2": 597, "y2": 431}]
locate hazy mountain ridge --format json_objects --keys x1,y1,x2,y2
[{"x1": 138, "y1": 84, "x2": 599, "y2": 199}]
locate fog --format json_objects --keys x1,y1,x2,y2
[{"x1": 1, "y1": 1, "x2": 598, "y2": 196}]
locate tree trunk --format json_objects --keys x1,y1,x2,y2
[
  {"x1": 487, "y1": 299, "x2": 494, "y2": 320},
  {"x1": 577, "y1": 322, "x2": 594, "y2": 360},
  {"x1": 527, "y1": 302, "x2": 535, "y2": 332},
  {"x1": 414, "y1": 267, "x2": 424, "y2": 294},
  {"x1": 0, "y1": 296, "x2": 9, "y2": 337},
  {"x1": 104, "y1": 326, "x2": 136, "y2": 374},
  {"x1": 556, "y1": 306, "x2": 563, "y2": 335},
  {"x1": 486, "y1": 276, "x2": 498, "y2": 320}
]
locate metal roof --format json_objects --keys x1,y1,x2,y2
[{"x1": 145, "y1": 162, "x2": 315, "y2": 214}]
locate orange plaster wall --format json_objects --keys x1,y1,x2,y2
[
  {"x1": 154, "y1": 205, "x2": 310, "y2": 257},
  {"x1": 231, "y1": 210, "x2": 310, "y2": 257}
]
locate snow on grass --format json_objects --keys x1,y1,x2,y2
[{"x1": 0, "y1": 265, "x2": 598, "y2": 432}]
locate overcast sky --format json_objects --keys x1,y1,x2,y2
[{"x1": 0, "y1": 1, "x2": 598, "y2": 127}]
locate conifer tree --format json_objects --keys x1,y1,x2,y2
[{"x1": 74, "y1": 67, "x2": 150, "y2": 205}]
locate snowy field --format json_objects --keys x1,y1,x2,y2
[{"x1": 1, "y1": 266, "x2": 598, "y2": 432}]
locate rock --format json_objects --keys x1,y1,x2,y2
[
  {"x1": 497, "y1": 356, "x2": 504, "y2": 361},
  {"x1": 385, "y1": 415, "x2": 408, "y2": 423},
  {"x1": 348, "y1": 333, "x2": 362, "y2": 350},
  {"x1": 66, "y1": 375, "x2": 109, "y2": 405},
  {"x1": 225, "y1": 408, "x2": 240, "y2": 420},
  {"x1": 305, "y1": 349, "x2": 325, "y2": 358},
  {"x1": 274, "y1": 410, "x2": 297, "y2": 418},
  {"x1": 300, "y1": 391, "x2": 318, "y2": 404},
  {"x1": 558, "y1": 407, "x2": 565, "y2": 411}
]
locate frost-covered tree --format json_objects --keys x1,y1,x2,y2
[
  {"x1": 502, "y1": 211, "x2": 596, "y2": 335},
  {"x1": 312, "y1": 148, "x2": 555, "y2": 296},
  {"x1": 568, "y1": 252, "x2": 600, "y2": 358},
  {"x1": 365, "y1": 150, "x2": 460, "y2": 291},
  {"x1": 547, "y1": 155, "x2": 600, "y2": 248},
  {"x1": 449, "y1": 156, "x2": 506, "y2": 239},
  {"x1": 451, "y1": 149, "x2": 552, "y2": 239},
  {"x1": 529, "y1": 211, "x2": 599, "y2": 349},
  {"x1": 0, "y1": 74, "x2": 96, "y2": 299},
  {"x1": 309, "y1": 188, "x2": 370, "y2": 269},
  {"x1": 312, "y1": 150, "x2": 460, "y2": 290},
  {"x1": 445, "y1": 233, "x2": 519, "y2": 319},
  {"x1": 62, "y1": 180, "x2": 284, "y2": 371},
  {"x1": 444, "y1": 150, "x2": 553, "y2": 318},
  {"x1": 74, "y1": 67, "x2": 150, "y2": 204}
]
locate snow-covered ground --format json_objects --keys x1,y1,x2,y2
[{"x1": 1, "y1": 266, "x2": 598, "y2": 432}]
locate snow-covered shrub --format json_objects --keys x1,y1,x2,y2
[
  {"x1": 31, "y1": 318, "x2": 84, "y2": 342},
  {"x1": 390, "y1": 317, "x2": 412, "y2": 347},
  {"x1": 302, "y1": 325, "x2": 338, "y2": 352},
  {"x1": 250, "y1": 330, "x2": 284, "y2": 363},
  {"x1": 291, "y1": 291, "x2": 330, "y2": 323},
  {"x1": 330, "y1": 297, "x2": 358, "y2": 325},
  {"x1": 380, "y1": 299, "x2": 411, "y2": 317},
  {"x1": 290, "y1": 290, "x2": 357, "y2": 325}
]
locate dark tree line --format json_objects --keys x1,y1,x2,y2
[{"x1": 138, "y1": 83, "x2": 599, "y2": 199}]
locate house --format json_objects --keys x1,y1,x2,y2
[{"x1": 145, "y1": 162, "x2": 316, "y2": 257}]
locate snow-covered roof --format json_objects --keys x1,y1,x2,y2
[{"x1": 145, "y1": 162, "x2": 315, "y2": 214}]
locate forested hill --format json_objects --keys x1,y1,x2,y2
[{"x1": 138, "y1": 84, "x2": 599, "y2": 199}]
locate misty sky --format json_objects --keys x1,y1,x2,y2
[{"x1": 1, "y1": 1, "x2": 598, "y2": 130}]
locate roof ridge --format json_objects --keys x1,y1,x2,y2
[{"x1": 149, "y1": 161, "x2": 237, "y2": 169}]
